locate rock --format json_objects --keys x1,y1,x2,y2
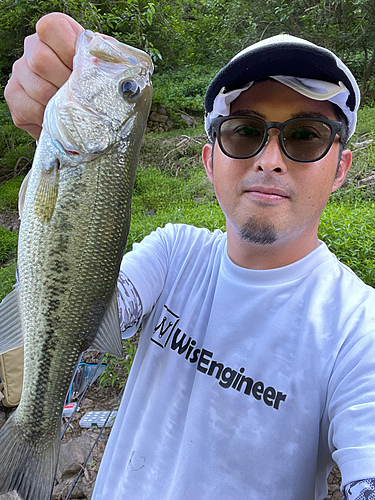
[
  {"x1": 0, "y1": 213, "x2": 20, "y2": 232},
  {"x1": 180, "y1": 113, "x2": 195, "y2": 127},
  {"x1": 157, "y1": 105, "x2": 168, "y2": 115},
  {"x1": 166, "y1": 118, "x2": 175, "y2": 129},
  {"x1": 52, "y1": 477, "x2": 87, "y2": 500},
  {"x1": 56, "y1": 432, "x2": 97, "y2": 482},
  {"x1": 53, "y1": 431, "x2": 100, "y2": 499},
  {"x1": 149, "y1": 111, "x2": 169, "y2": 124},
  {"x1": 330, "y1": 490, "x2": 343, "y2": 500},
  {"x1": 0, "y1": 492, "x2": 21, "y2": 500}
]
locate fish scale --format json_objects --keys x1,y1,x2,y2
[{"x1": 0, "y1": 30, "x2": 153, "y2": 500}]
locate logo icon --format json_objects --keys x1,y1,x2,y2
[{"x1": 151, "y1": 305, "x2": 180, "y2": 348}]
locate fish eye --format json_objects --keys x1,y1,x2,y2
[{"x1": 120, "y1": 80, "x2": 140, "y2": 98}]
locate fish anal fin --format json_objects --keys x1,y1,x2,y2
[
  {"x1": 34, "y1": 159, "x2": 60, "y2": 223},
  {"x1": 0, "y1": 286, "x2": 23, "y2": 356},
  {"x1": 91, "y1": 292, "x2": 123, "y2": 359}
]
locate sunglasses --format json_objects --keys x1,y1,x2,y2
[{"x1": 210, "y1": 116, "x2": 343, "y2": 163}]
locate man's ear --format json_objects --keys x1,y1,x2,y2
[
  {"x1": 332, "y1": 149, "x2": 352, "y2": 193},
  {"x1": 202, "y1": 143, "x2": 214, "y2": 184}
]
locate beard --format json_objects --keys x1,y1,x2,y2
[{"x1": 239, "y1": 216, "x2": 277, "y2": 245}]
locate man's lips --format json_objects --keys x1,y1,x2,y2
[{"x1": 244, "y1": 186, "x2": 290, "y2": 201}]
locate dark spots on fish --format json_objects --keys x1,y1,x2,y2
[{"x1": 47, "y1": 298, "x2": 61, "y2": 310}]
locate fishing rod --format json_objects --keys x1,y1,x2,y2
[{"x1": 63, "y1": 383, "x2": 126, "y2": 500}]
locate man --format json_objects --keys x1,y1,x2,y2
[{"x1": 5, "y1": 13, "x2": 375, "y2": 500}]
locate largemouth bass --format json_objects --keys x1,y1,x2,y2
[{"x1": 0, "y1": 30, "x2": 153, "y2": 500}]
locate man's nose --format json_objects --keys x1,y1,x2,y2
[{"x1": 253, "y1": 130, "x2": 288, "y2": 174}]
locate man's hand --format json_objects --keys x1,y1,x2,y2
[{"x1": 4, "y1": 13, "x2": 84, "y2": 141}]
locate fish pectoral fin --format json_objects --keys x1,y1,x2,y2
[
  {"x1": 34, "y1": 159, "x2": 60, "y2": 222},
  {"x1": 18, "y1": 169, "x2": 32, "y2": 219},
  {"x1": 91, "y1": 291, "x2": 124, "y2": 359},
  {"x1": 0, "y1": 286, "x2": 24, "y2": 355}
]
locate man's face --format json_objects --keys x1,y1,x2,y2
[{"x1": 202, "y1": 80, "x2": 352, "y2": 267}]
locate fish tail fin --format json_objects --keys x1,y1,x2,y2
[{"x1": 0, "y1": 413, "x2": 59, "y2": 500}]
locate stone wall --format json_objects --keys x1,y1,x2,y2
[{"x1": 147, "y1": 103, "x2": 196, "y2": 133}]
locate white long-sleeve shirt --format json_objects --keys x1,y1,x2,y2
[{"x1": 93, "y1": 223, "x2": 375, "y2": 500}]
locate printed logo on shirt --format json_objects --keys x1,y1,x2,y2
[
  {"x1": 150, "y1": 305, "x2": 180, "y2": 348},
  {"x1": 150, "y1": 305, "x2": 287, "y2": 411}
]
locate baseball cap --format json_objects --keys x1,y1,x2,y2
[{"x1": 204, "y1": 34, "x2": 360, "y2": 139}]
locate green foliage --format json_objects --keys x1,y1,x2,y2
[
  {"x1": 0, "y1": 227, "x2": 18, "y2": 264},
  {"x1": 1, "y1": 0, "x2": 375, "y2": 102},
  {"x1": 127, "y1": 161, "x2": 220, "y2": 251},
  {"x1": 152, "y1": 67, "x2": 217, "y2": 112},
  {"x1": 99, "y1": 339, "x2": 138, "y2": 388},
  {"x1": 342, "y1": 106, "x2": 375, "y2": 192},
  {"x1": 351, "y1": 106, "x2": 375, "y2": 139},
  {"x1": 0, "y1": 102, "x2": 34, "y2": 181},
  {"x1": 0, "y1": 176, "x2": 25, "y2": 211},
  {"x1": 319, "y1": 200, "x2": 375, "y2": 287},
  {"x1": 0, "y1": 259, "x2": 16, "y2": 301},
  {"x1": 133, "y1": 167, "x2": 185, "y2": 212}
]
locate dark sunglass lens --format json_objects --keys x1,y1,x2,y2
[
  {"x1": 283, "y1": 120, "x2": 333, "y2": 161},
  {"x1": 219, "y1": 118, "x2": 265, "y2": 158}
]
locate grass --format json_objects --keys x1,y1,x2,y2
[
  {"x1": 320, "y1": 200, "x2": 375, "y2": 287},
  {"x1": 0, "y1": 226, "x2": 18, "y2": 263},
  {"x1": 0, "y1": 176, "x2": 24, "y2": 211},
  {"x1": 0, "y1": 259, "x2": 16, "y2": 301}
]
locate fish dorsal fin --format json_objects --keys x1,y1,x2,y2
[
  {"x1": 0, "y1": 286, "x2": 24, "y2": 355},
  {"x1": 91, "y1": 292, "x2": 123, "y2": 359},
  {"x1": 34, "y1": 159, "x2": 60, "y2": 222},
  {"x1": 18, "y1": 169, "x2": 32, "y2": 219}
]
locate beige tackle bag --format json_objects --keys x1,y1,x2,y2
[{"x1": 0, "y1": 346, "x2": 23, "y2": 408}]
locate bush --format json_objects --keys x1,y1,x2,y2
[
  {"x1": 351, "y1": 106, "x2": 375, "y2": 140},
  {"x1": 0, "y1": 175, "x2": 24, "y2": 211},
  {"x1": 0, "y1": 103, "x2": 34, "y2": 182},
  {"x1": 0, "y1": 226, "x2": 18, "y2": 264},
  {"x1": 152, "y1": 66, "x2": 217, "y2": 113},
  {"x1": 0, "y1": 259, "x2": 16, "y2": 301},
  {"x1": 99, "y1": 338, "x2": 138, "y2": 388},
  {"x1": 319, "y1": 200, "x2": 375, "y2": 287},
  {"x1": 133, "y1": 167, "x2": 186, "y2": 213}
]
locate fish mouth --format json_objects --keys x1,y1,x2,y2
[
  {"x1": 52, "y1": 135, "x2": 108, "y2": 160},
  {"x1": 86, "y1": 31, "x2": 153, "y2": 73}
]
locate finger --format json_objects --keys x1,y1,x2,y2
[
  {"x1": 12, "y1": 55, "x2": 59, "y2": 106},
  {"x1": 4, "y1": 77, "x2": 45, "y2": 141},
  {"x1": 36, "y1": 13, "x2": 84, "y2": 70},
  {"x1": 23, "y1": 34, "x2": 72, "y2": 90}
]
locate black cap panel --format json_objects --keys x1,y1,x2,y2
[{"x1": 205, "y1": 44, "x2": 356, "y2": 113}]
